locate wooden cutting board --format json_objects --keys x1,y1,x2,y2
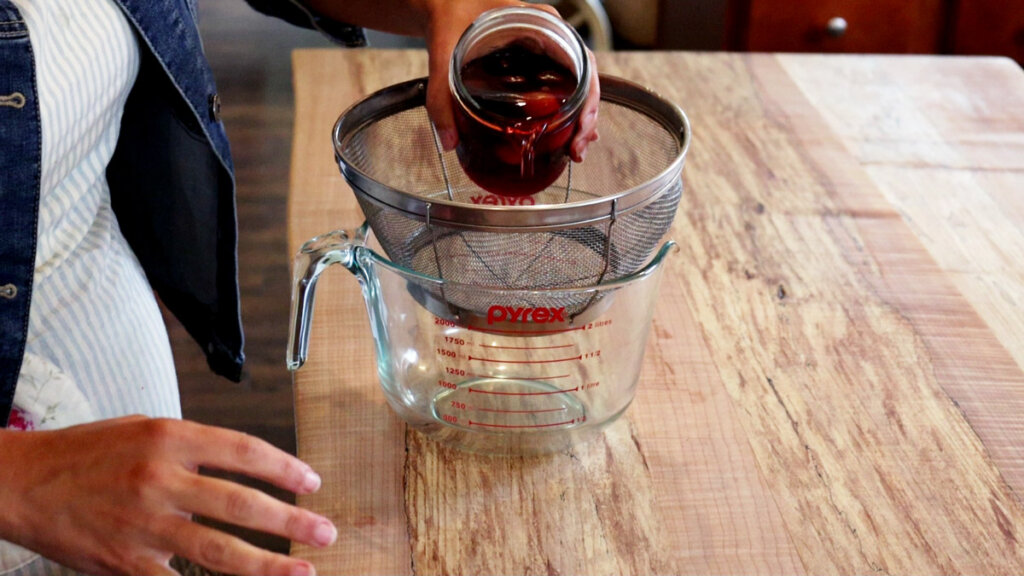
[{"x1": 287, "y1": 49, "x2": 1024, "y2": 574}]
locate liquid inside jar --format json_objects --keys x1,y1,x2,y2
[{"x1": 454, "y1": 41, "x2": 581, "y2": 196}]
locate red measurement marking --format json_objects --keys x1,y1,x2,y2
[
  {"x1": 468, "y1": 386, "x2": 579, "y2": 396},
  {"x1": 468, "y1": 355, "x2": 582, "y2": 364},
  {"x1": 467, "y1": 326, "x2": 585, "y2": 336},
  {"x1": 470, "y1": 407, "x2": 568, "y2": 414},
  {"x1": 468, "y1": 373, "x2": 571, "y2": 380},
  {"x1": 468, "y1": 419, "x2": 580, "y2": 429},
  {"x1": 479, "y1": 343, "x2": 575, "y2": 350}
]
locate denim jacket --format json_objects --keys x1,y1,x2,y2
[{"x1": 0, "y1": 0, "x2": 363, "y2": 426}]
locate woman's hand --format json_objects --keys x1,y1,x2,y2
[
  {"x1": 421, "y1": 0, "x2": 600, "y2": 160},
  {"x1": 0, "y1": 415, "x2": 335, "y2": 576}
]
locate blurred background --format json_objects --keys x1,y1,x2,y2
[{"x1": 175, "y1": 0, "x2": 1023, "y2": 555}]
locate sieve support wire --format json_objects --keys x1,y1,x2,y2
[
  {"x1": 425, "y1": 203, "x2": 454, "y2": 317},
  {"x1": 571, "y1": 197, "x2": 618, "y2": 323},
  {"x1": 426, "y1": 116, "x2": 578, "y2": 300},
  {"x1": 517, "y1": 159, "x2": 577, "y2": 288},
  {"x1": 428, "y1": 115, "x2": 515, "y2": 291},
  {"x1": 564, "y1": 160, "x2": 573, "y2": 203},
  {"x1": 429, "y1": 122, "x2": 456, "y2": 201}
]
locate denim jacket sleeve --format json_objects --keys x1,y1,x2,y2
[
  {"x1": 0, "y1": 0, "x2": 42, "y2": 427},
  {"x1": 241, "y1": 0, "x2": 367, "y2": 47},
  {"x1": 1, "y1": 0, "x2": 364, "y2": 426}
]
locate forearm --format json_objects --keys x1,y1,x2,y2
[{"x1": 0, "y1": 428, "x2": 39, "y2": 546}]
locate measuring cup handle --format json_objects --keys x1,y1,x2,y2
[{"x1": 287, "y1": 229, "x2": 357, "y2": 370}]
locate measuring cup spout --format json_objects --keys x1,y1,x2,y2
[{"x1": 287, "y1": 228, "x2": 366, "y2": 370}]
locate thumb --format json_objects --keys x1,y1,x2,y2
[{"x1": 425, "y1": 21, "x2": 460, "y2": 151}]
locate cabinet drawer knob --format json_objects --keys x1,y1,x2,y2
[{"x1": 827, "y1": 17, "x2": 848, "y2": 38}]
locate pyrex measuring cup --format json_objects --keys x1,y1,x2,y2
[{"x1": 288, "y1": 223, "x2": 676, "y2": 454}]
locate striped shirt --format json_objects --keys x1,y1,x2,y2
[{"x1": 3, "y1": 0, "x2": 180, "y2": 573}]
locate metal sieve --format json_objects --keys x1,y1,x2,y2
[{"x1": 331, "y1": 74, "x2": 690, "y2": 317}]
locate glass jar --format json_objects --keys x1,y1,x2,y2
[{"x1": 449, "y1": 7, "x2": 590, "y2": 196}]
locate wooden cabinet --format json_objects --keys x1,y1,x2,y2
[
  {"x1": 733, "y1": 0, "x2": 946, "y2": 54},
  {"x1": 951, "y1": 0, "x2": 1024, "y2": 63},
  {"x1": 608, "y1": 0, "x2": 1024, "y2": 64}
]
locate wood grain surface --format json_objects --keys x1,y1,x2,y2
[{"x1": 287, "y1": 50, "x2": 1024, "y2": 574}]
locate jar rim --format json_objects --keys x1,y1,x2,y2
[{"x1": 448, "y1": 6, "x2": 590, "y2": 128}]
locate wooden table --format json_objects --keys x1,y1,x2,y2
[{"x1": 286, "y1": 49, "x2": 1024, "y2": 574}]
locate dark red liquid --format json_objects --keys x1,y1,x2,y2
[{"x1": 454, "y1": 42, "x2": 580, "y2": 196}]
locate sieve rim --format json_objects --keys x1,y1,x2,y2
[
  {"x1": 350, "y1": 221, "x2": 680, "y2": 294},
  {"x1": 332, "y1": 74, "x2": 691, "y2": 231}
]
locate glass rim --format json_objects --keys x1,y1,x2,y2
[{"x1": 350, "y1": 222, "x2": 678, "y2": 294}]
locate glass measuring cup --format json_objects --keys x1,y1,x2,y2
[{"x1": 288, "y1": 223, "x2": 676, "y2": 455}]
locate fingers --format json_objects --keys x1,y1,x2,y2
[
  {"x1": 425, "y1": 31, "x2": 459, "y2": 150},
  {"x1": 176, "y1": 474, "x2": 336, "y2": 549},
  {"x1": 154, "y1": 515, "x2": 316, "y2": 576},
  {"x1": 571, "y1": 49, "x2": 601, "y2": 163},
  {"x1": 168, "y1": 420, "x2": 322, "y2": 496}
]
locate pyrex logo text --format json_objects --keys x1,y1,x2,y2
[
  {"x1": 471, "y1": 194, "x2": 536, "y2": 206},
  {"x1": 487, "y1": 305, "x2": 566, "y2": 325}
]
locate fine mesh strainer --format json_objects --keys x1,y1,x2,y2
[{"x1": 332, "y1": 74, "x2": 690, "y2": 316}]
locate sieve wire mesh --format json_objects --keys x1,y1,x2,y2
[{"x1": 338, "y1": 87, "x2": 684, "y2": 312}]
